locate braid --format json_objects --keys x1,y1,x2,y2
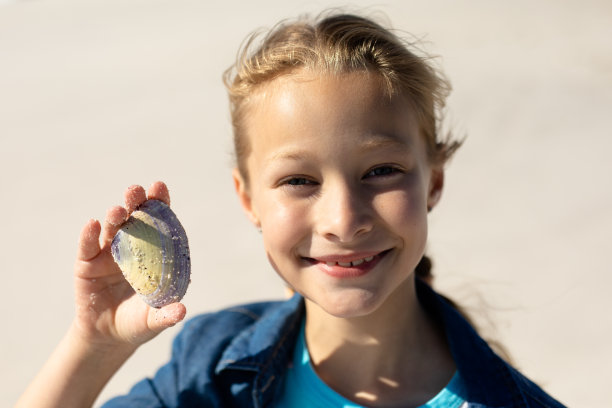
[
  {"x1": 415, "y1": 255, "x2": 433, "y2": 284},
  {"x1": 418, "y1": 255, "x2": 514, "y2": 363}
]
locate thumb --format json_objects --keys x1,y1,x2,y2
[{"x1": 148, "y1": 303, "x2": 187, "y2": 333}]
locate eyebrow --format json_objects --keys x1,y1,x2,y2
[
  {"x1": 268, "y1": 149, "x2": 312, "y2": 163},
  {"x1": 267, "y1": 134, "x2": 412, "y2": 163},
  {"x1": 357, "y1": 136, "x2": 412, "y2": 152}
]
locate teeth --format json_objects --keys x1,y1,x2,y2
[{"x1": 324, "y1": 256, "x2": 375, "y2": 267}]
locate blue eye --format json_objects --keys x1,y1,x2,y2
[
  {"x1": 282, "y1": 177, "x2": 317, "y2": 187},
  {"x1": 365, "y1": 166, "x2": 399, "y2": 178},
  {"x1": 287, "y1": 177, "x2": 310, "y2": 185}
]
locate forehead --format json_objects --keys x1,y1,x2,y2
[
  {"x1": 245, "y1": 70, "x2": 420, "y2": 144},
  {"x1": 240, "y1": 71, "x2": 421, "y2": 167},
  {"x1": 251, "y1": 70, "x2": 395, "y2": 111}
]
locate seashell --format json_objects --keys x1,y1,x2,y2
[{"x1": 111, "y1": 200, "x2": 190, "y2": 308}]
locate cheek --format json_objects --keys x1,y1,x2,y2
[
  {"x1": 259, "y1": 196, "x2": 310, "y2": 254},
  {"x1": 374, "y1": 186, "x2": 429, "y2": 252},
  {"x1": 375, "y1": 186, "x2": 426, "y2": 224}
]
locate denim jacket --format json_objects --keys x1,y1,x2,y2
[{"x1": 102, "y1": 280, "x2": 566, "y2": 407}]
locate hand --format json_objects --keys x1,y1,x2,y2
[
  {"x1": 15, "y1": 182, "x2": 188, "y2": 408},
  {"x1": 72, "y1": 181, "x2": 187, "y2": 348}
]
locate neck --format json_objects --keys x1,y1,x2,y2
[{"x1": 304, "y1": 278, "x2": 456, "y2": 407}]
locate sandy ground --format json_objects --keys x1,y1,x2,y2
[{"x1": 1, "y1": 0, "x2": 611, "y2": 406}]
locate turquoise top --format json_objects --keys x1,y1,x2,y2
[{"x1": 275, "y1": 320, "x2": 468, "y2": 408}]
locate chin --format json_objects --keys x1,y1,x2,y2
[{"x1": 311, "y1": 289, "x2": 384, "y2": 319}]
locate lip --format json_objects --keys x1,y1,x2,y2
[{"x1": 303, "y1": 249, "x2": 391, "y2": 279}]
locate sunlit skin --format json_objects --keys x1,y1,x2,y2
[{"x1": 234, "y1": 71, "x2": 455, "y2": 406}]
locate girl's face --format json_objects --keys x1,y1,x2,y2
[{"x1": 234, "y1": 71, "x2": 443, "y2": 318}]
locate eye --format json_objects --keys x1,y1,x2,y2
[
  {"x1": 280, "y1": 176, "x2": 317, "y2": 187},
  {"x1": 285, "y1": 177, "x2": 312, "y2": 186},
  {"x1": 364, "y1": 165, "x2": 402, "y2": 179}
]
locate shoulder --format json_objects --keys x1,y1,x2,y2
[
  {"x1": 181, "y1": 300, "x2": 284, "y2": 337},
  {"x1": 415, "y1": 280, "x2": 566, "y2": 407},
  {"x1": 173, "y1": 299, "x2": 291, "y2": 355},
  {"x1": 171, "y1": 296, "x2": 304, "y2": 369}
]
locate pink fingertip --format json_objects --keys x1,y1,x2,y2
[
  {"x1": 125, "y1": 185, "x2": 147, "y2": 212},
  {"x1": 159, "y1": 304, "x2": 186, "y2": 326},
  {"x1": 81, "y1": 219, "x2": 101, "y2": 241},
  {"x1": 149, "y1": 181, "x2": 171, "y2": 205},
  {"x1": 106, "y1": 206, "x2": 127, "y2": 226}
]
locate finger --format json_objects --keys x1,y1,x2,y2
[
  {"x1": 124, "y1": 185, "x2": 147, "y2": 213},
  {"x1": 147, "y1": 181, "x2": 170, "y2": 206},
  {"x1": 76, "y1": 219, "x2": 102, "y2": 261},
  {"x1": 148, "y1": 303, "x2": 187, "y2": 333},
  {"x1": 100, "y1": 205, "x2": 128, "y2": 247}
]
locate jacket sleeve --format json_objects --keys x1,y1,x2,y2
[
  {"x1": 99, "y1": 309, "x2": 258, "y2": 408},
  {"x1": 100, "y1": 332, "x2": 186, "y2": 408},
  {"x1": 100, "y1": 377, "x2": 168, "y2": 408}
]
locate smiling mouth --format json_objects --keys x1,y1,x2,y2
[
  {"x1": 327, "y1": 256, "x2": 374, "y2": 267},
  {"x1": 303, "y1": 249, "x2": 392, "y2": 267}
]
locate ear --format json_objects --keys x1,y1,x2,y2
[
  {"x1": 427, "y1": 166, "x2": 444, "y2": 211},
  {"x1": 232, "y1": 168, "x2": 261, "y2": 228}
]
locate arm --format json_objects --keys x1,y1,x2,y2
[
  {"x1": 16, "y1": 182, "x2": 186, "y2": 408},
  {"x1": 16, "y1": 323, "x2": 137, "y2": 408}
]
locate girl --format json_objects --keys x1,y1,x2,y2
[{"x1": 17, "y1": 12, "x2": 565, "y2": 408}]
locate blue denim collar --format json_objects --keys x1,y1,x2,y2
[
  {"x1": 215, "y1": 295, "x2": 304, "y2": 406},
  {"x1": 215, "y1": 279, "x2": 549, "y2": 407},
  {"x1": 415, "y1": 280, "x2": 523, "y2": 407}
]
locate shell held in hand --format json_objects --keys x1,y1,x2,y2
[{"x1": 111, "y1": 200, "x2": 191, "y2": 308}]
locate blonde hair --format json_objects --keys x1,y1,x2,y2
[{"x1": 223, "y1": 12, "x2": 461, "y2": 185}]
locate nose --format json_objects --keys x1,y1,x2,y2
[{"x1": 315, "y1": 180, "x2": 374, "y2": 243}]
